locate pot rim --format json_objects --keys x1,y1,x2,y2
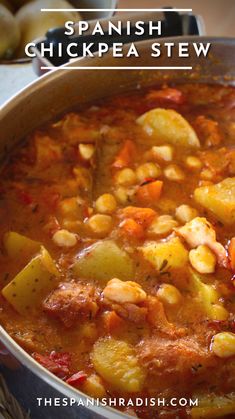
[
  {"x1": 1, "y1": 35, "x2": 235, "y2": 112},
  {"x1": 0, "y1": 326, "x2": 129, "y2": 418}
]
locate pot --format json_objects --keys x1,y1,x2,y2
[{"x1": 0, "y1": 36, "x2": 235, "y2": 419}]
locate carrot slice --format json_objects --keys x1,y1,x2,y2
[
  {"x1": 119, "y1": 218, "x2": 145, "y2": 240},
  {"x1": 112, "y1": 140, "x2": 136, "y2": 169},
  {"x1": 229, "y1": 238, "x2": 235, "y2": 271},
  {"x1": 117, "y1": 206, "x2": 157, "y2": 228},
  {"x1": 136, "y1": 180, "x2": 163, "y2": 204}
]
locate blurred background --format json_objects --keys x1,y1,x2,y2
[
  {"x1": 118, "y1": 0, "x2": 234, "y2": 37},
  {"x1": 0, "y1": 0, "x2": 234, "y2": 106}
]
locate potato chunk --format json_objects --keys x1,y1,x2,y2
[
  {"x1": 73, "y1": 240, "x2": 134, "y2": 283},
  {"x1": 194, "y1": 177, "x2": 235, "y2": 224},
  {"x1": 91, "y1": 338, "x2": 145, "y2": 392},
  {"x1": 189, "y1": 270, "x2": 228, "y2": 321},
  {"x1": 137, "y1": 108, "x2": 200, "y2": 148},
  {"x1": 139, "y1": 237, "x2": 188, "y2": 271},
  {"x1": 3, "y1": 231, "x2": 40, "y2": 259},
  {"x1": 2, "y1": 246, "x2": 59, "y2": 314}
]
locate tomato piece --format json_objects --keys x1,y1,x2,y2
[
  {"x1": 41, "y1": 189, "x2": 61, "y2": 211},
  {"x1": 66, "y1": 371, "x2": 87, "y2": 387},
  {"x1": 32, "y1": 351, "x2": 71, "y2": 378},
  {"x1": 17, "y1": 190, "x2": 33, "y2": 206},
  {"x1": 112, "y1": 140, "x2": 136, "y2": 169},
  {"x1": 50, "y1": 351, "x2": 71, "y2": 368}
]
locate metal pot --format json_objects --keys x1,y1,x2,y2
[{"x1": 0, "y1": 36, "x2": 235, "y2": 419}]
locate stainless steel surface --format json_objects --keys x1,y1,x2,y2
[
  {"x1": 0, "y1": 36, "x2": 235, "y2": 418},
  {"x1": 118, "y1": 0, "x2": 235, "y2": 37}
]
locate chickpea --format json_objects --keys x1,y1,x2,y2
[
  {"x1": 136, "y1": 162, "x2": 161, "y2": 183},
  {"x1": 157, "y1": 198, "x2": 177, "y2": 213},
  {"x1": 114, "y1": 186, "x2": 129, "y2": 205},
  {"x1": 62, "y1": 219, "x2": 81, "y2": 233},
  {"x1": 157, "y1": 284, "x2": 182, "y2": 305},
  {"x1": 211, "y1": 332, "x2": 235, "y2": 358},
  {"x1": 151, "y1": 145, "x2": 173, "y2": 162},
  {"x1": 164, "y1": 164, "x2": 185, "y2": 181},
  {"x1": 212, "y1": 304, "x2": 229, "y2": 321},
  {"x1": 114, "y1": 187, "x2": 136, "y2": 205},
  {"x1": 95, "y1": 193, "x2": 117, "y2": 214},
  {"x1": 52, "y1": 229, "x2": 78, "y2": 247},
  {"x1": 58, "y1": 197, "x2": 77, "y2": 216},
  {"x1": 185, "y1": 156, "x2": 202, "y2": 170},
  {"x1": 103, "y1": 278, "x2": 146, "y2": 304},
  {"x1": 87, "y1": 214, "x2": 113, "y2": 235},
  {"x1": 175, "y1": 204, "x2": 198, "y2": 223},
  {"x1": 115, "y1": 168, "x2": 137, "y2": 186},
  {"x1": 148, "y1": 215, "x2": 178, "y2": 236},
  {"x1": 58, "y1": 197, "x2": 84, "y2": 219},
  {"x1": 78, "y1": 143, "x2": 95, "y2": 160},
  {"x1": 189, "y1": 245, "x2": 216, "y2": 274}
]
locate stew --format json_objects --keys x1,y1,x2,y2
[{"x1": 1, "y1": 83, "x2": 235, "y2": 418}]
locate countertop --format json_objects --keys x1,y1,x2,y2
[
  {"x1": 0, "y1": 0, "x2": 234, "y2": 106},
  {"x1": 0, "y1": 63, "x2": 36, "y2": 107}
]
